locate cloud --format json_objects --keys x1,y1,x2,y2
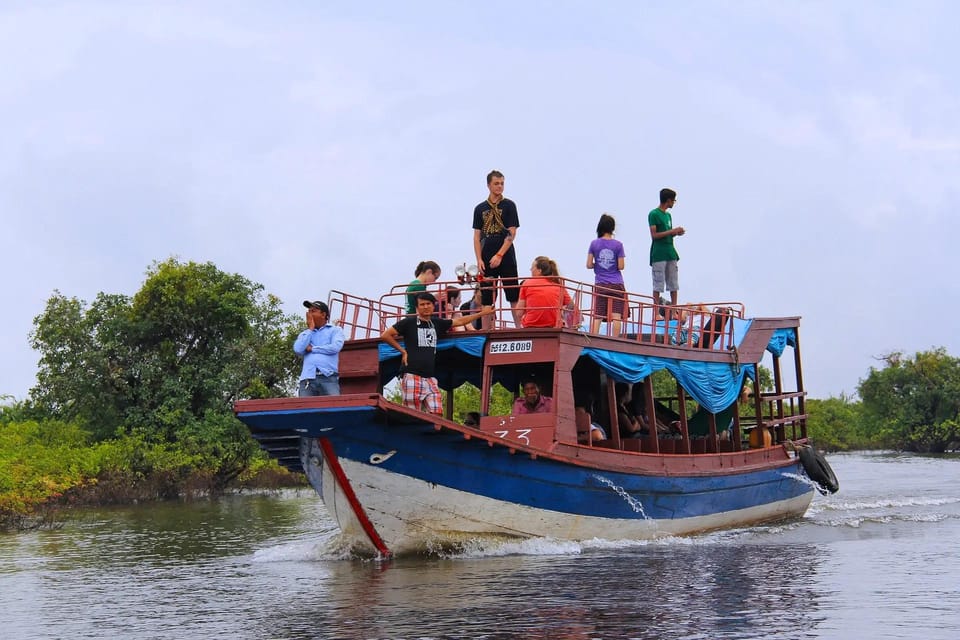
[{"x1": 2, "y1": 1, "x2": 960, "y2": 401}]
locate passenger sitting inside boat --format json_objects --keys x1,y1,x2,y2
[
  {"x1": 575, "y1": 406, "x2": 607, "y2": 444},
  {"x1": 616, "y1": 382, "x2": 648, "y2": 438},
  {"x1": 512, "y1": 380, "x2": 553, "y2": 414},
  {"x1": 516, "y1": 256, "x2": 573, "y2": 328},
  {"x1": 463, "y1": 411, "x2": 481, "y2": 427}
]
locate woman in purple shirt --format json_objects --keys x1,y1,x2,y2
[{"x1": 586, "y1": 213, "x2": 627, "y2": 336}]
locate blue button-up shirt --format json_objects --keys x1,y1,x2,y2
[{"x1": 294, "y1": 324, "x2": 345, "y2": 380}]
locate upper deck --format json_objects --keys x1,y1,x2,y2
[{"x1": 332, "y1": 277, "x2": 749, "y2": 346}]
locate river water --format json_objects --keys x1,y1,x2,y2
[{"x1": 1, "y1": 452, "x2": 958, "y2": 639}]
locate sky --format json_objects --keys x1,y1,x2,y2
[{"x1": 1, "y1": 1, "x2": 958, "y2": 401}]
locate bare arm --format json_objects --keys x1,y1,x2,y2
[
  {"x1": 380, "y1": 326, "x2": 408, "y2": 366},
  {"x1": 586, "y1": 252, "x2": 594, "y2": 269},
  {"x1": 473, "y1": 229, "x2": 485, "y2": 272},
  {"x1": 488, "y1": 227, "x2": 518, "y2": 270},
  {"x1": 650, "y1": 224, "x2": 685, "y2": 240},
  {"x1": 452, "y1": 307, "x2": 494, "y2": 328}
]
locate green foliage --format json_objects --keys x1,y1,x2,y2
[
  {"x1": 858, "y1": 348, "x2": 960, "y2": 452},
  {"x1": 0, "y1": 419, "x2": 101, "y2": 518},
  {"x1": 805, "y1": 394, "x2": 874, "y2": 451},
  {"x1": 26, "y1": 258, "x2": 301, "y2": 490},
  {"x1": 450, "y1": 382, "x2": 513, "y2": 421}
]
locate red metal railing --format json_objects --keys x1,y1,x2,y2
[{"x1": 327, "y1": 277, "x2": 744, "y2": 351}]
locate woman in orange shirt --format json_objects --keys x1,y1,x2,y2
[{"x1": 516, "y1": 256, "x2": 573, "y2": 328}]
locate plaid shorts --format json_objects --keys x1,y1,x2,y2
[{"x1": 401, "y1": 373, "x2": 442, "y2": 414}]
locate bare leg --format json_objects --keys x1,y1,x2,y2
[
  {"x1": 509, "y1": 301, "x2": 521, "y2": 328},
  {"x1": 480, "y1": 305, "x2": 494, "y2": 330},
  {"x1": 611, "y1": 313, "x2": 622, "y2": 338}
]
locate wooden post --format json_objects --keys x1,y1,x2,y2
[
  {"x1": 707, "y1": 413, "x2": 718, "y2": 454},
  {"x1": 793, "y1": 327, "x2": 806, "y2": 440},
  {"x1": 643, "y1": 376, "x2": 659, "y2": 453},
  {"x1": 772, "y1": 354, "x2": 785, "y2": 443},
  {"x1": 676, "y1": 383, "x2": 690, "y2": 454},
  {"x1": 607, "y1": 377, "x2": 621, "y2": 450},
  {"x1": 732, "y1": 400, "x2": 742, "y2": 452}
]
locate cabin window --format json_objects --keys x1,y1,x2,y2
[{"x1": 483, "y1": 362, "x2": 555, "y2": 417}]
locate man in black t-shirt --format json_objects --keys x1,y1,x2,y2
[
  {"x1": 473, "y1": 169, "x2": 520, "y2": 329},
  {"x1": 381, "y1": 292, "x2": 492, "y2": 414}
]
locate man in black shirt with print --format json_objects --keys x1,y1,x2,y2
[{"x1": 381, "y1": 292, "x2": 491, "y2": 414}]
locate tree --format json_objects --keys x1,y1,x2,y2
[
  {"x1": 858, "y1": 348, "x2": 960, "y2": 453},
  {"x1": 805, "y1": 394, "x2": 870, "y2": 451},
  {"x1": 28, "y1": 258, "x2": 301, "y2": 486}
]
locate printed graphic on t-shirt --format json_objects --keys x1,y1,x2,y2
[
  {"x1": 596, "y1": 247, "x2": 617, "y2": 270},
  {"x1": 417, "y1": 325, "x2": 437, "y2": 349}
]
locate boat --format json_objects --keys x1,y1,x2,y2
[{"x1": 234, "y1": 277, "x2": 838, "y2": 557}]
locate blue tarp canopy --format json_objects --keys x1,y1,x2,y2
[{"x1": 579, "y1": 325, "x2": 796, "y2": 414}]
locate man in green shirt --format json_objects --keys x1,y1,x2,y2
[{"x1": 648, "y1": 188, "x2": 685, "y2": 307}]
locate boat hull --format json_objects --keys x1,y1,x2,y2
[{"x1": 241, "y1": 402, "x2": 815, "y2": 556}]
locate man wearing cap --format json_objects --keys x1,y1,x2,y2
[{"x1": 294, "y1": 300, "x2": 345, "y2": 397}]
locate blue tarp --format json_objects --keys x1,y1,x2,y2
[
  {"x1": 766, "y1": 328, "x2": 796, "y2": 358},
  {"x1": 581, "y1": 348, "x2": 756, "y2": 413},
  {"x1": 579, "y1": 323, "x2": 794, "y2": 413},
  {"x1": 378, "y1": 335, "x2": 487, "y2": 361}
]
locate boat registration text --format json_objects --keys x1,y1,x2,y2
[{"x1": 489, "y1": 340, "x2": 534, "y2": 354}]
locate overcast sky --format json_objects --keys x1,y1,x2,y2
[{"x1": 2, "y1": 1, "x2": 957, "y2": 401}]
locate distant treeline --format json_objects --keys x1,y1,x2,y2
[{"x1": 2, "y1": 258, "x2": 959, "y2": 529}]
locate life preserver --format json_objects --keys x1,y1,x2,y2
[{"x1": 798, "y1": 446, "x2": 839, "y2": 494}]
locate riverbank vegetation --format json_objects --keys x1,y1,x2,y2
[{"x1": 2, "y1": 258, "x2": 958, "y2": 529}]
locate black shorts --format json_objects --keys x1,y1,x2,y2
[{"x1": 480, "y1": 251, "x2": 519, "y2": 306}]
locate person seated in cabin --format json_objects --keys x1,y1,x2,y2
[
  {"x1": 405, "y1": 260, "x2": 442, "y2": 314},
  {"x1": 463, "y1": 411, "x2": 481, "y2": 427},
  {"x1": 516, "y1": 256, "x2": 575, "y2": 328},
  {"x1": 615, "y1": 382, "x2": 648, "y2": 438},
  {"x1": 575, "y1": 406, "x2": 607, "y2": 443},
  {"x1": 512, "y1": 380, "x2": 554, "y2": 414}
]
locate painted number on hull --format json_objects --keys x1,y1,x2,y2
[
  {"x1": 495, "y1": 428, "x2": 532, "y2": 445},
  {"x1": 489, "y1": 340, "x2": 533, "y2": 354}
]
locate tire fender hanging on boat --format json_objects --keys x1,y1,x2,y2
[{"x1": 798, "y1": 445, "x2": 839, "y2": 494}]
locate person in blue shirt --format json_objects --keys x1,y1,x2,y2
[{"x1": 294, "y1": 300, "x2": 346, "y2": 397}]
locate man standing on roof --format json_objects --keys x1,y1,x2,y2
[
  {"x1": 473, "y1": 169, "x2": 520, "y2": 329},
  {"x1": 294, "y1": 300, "x2": 346, "y2": 397},
  {"x1": 381, "y1": 292, "x2": 492, "y2": 414},
  {"x1": 649, "y1": 187, "x2": 685, "y2": 308}
]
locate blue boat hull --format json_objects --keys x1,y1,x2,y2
[{"x1": 239, "y1": 403, "x2": 815, "y2": 556}]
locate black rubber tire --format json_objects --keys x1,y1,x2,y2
[{"x1": 798, "y1": 446, "x2": 839, "y2": 494}]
